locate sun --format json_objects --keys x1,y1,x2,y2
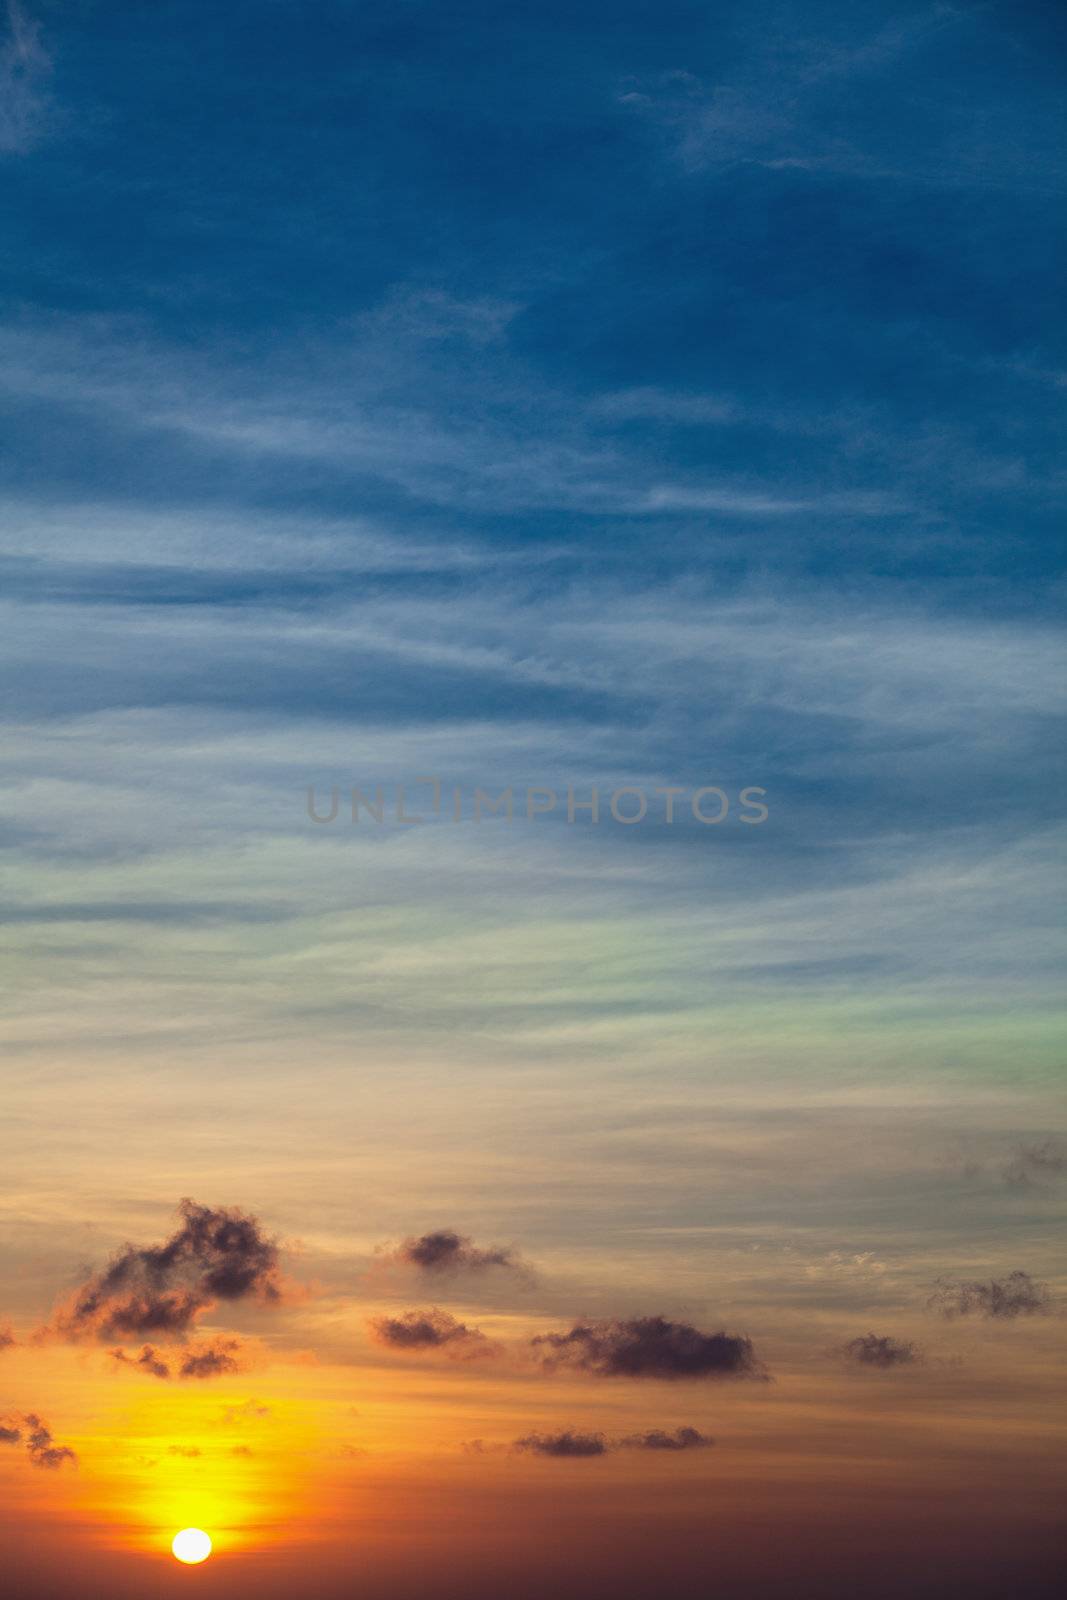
[{"x1": 171, "y1": 1528, "x2": 213, "y2": 1564}]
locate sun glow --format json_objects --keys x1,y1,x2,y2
[{"x1": 172, "y1": 1528, "x2": 213, "y2": 1564}]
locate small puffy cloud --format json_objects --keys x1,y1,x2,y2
[
  {"x1": 533, "y1": 1316, "x2": 765, "y2": 1380},
  {"x1": 231, "y1": 1444, "x2": 253, "y2": 1458},
  {"x1": 110, "y1": 1344, "x2": 171, "y2": 1380},
  {"x1": 44, "y1": 1199, "x2": 284, "y2": 1344},
  {"x1": 514, "y1": 1430, "x2": 608, "y2": 1458},
  {"x1": 391, "y1": 1229, "x2": 524, "y2": 1276},
  {"x1": 167, "y1": 1444, "x2": 201, "y2": 1458},
  {"x1": 178, "y1": 1337, "x2": 246, "y2": 1379},
  {"x1": 1, "y1": 1413, "x2": 77, "y2": 1470},
  {"x1": 620, "y1": 1426, "x2": 712, "y2": 1451},
  {"x1": 842, "y1": 1333, "x2": 921, "y2": 1369},
  {"x1": 0, "y1": 1326, "x2": 14, "y2": 1351},
  {"x1": 929, "y1": 1271, "x2": 1052, "y2": 1320},
  {"x1": 108, "y1": 1335, "x2": 248, "y2": 1380},
  {"x1": 369, "y1": 1308, "x2": 486, "y2": 1353}
]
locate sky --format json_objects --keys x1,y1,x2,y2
[{"x1": 1, "y1": 1, "x2": 1065, "y2": 1595}]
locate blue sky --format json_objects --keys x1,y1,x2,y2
[
  {"x1": 1, "y1": 0, "x2": 1065, "y2": 1326},
  {"x1": 1, "y1": 10, "x2": 1066, "y2": 1596}
]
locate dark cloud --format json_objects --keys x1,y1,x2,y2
[
  {"x1": 471, "y1": 1426, "x2": 712, "y2": 1457},
  {"x1": 108, "y1": 1334, "x2": 247, "y2": 1380},
  {"x1": 0, "y1": 1327, "x2": 14, "y2": 1350},
  {"x1": 929, "y1": 1271, "x2": 1052, "y2": 1320},
  {"x1": 178, "y1": 1337, "x2": 245, "y2": 1379},
  {"x1": 514, "y1": 1430, "x2": 608, "y2": 1458},
  {"x1": 46, "y1": 1199, "x2": 283, "y2": 1343},
  {"x1": 1, "y1": 1414, "x2": 77, "y2": 1470},
  {"x1": 842, "y1": 1333, "x2": 922, "y2": 1369},
  {"x1": 369, "y1": 1308, "x2": 486, "y2": 1352},
  {"x1": 392, "y1": 1229, "x2": 522, "y2": 1276},
  {"x1": 620, "y1": 1426, "x2": 712, "y2": 1451},
  {"x1": 110, "y1": 1344, "x2": 171, "y2": 1379},
  {"x1": 1004, "y1": 1140, "x2": 1067, "y2": 1191},
  {"x1": 533, "y1": 1317, "x2": 765, "y2": 1380},
  {"x1": 167, "y1": 1444, "x2": 201, "y2": 1458}
]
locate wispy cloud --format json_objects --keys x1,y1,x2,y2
[
  {"x1": 928, "y1": 1271, "x2": 1052, "y2": 1320},
  {"x1": 0, "y1": 2, "x2": 51, "y2": 154}
]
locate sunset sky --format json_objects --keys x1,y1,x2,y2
[{"x1": 2, "y1": 2, "x2": 1065, "y2": 1596}]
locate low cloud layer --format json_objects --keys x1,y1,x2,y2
[
  {"x1": 842, "y1": 1334, "x2": 922, "y2": 1369},
  {"x1": 533, "y1": 1316, "x2": 764, "y2": 1380},
  {"x1": 514, "y1": 1430, "x2": 608, "y2": 1457},
  {"x1": 512, "y1": 1425, "x2": 712, "y2": 1458},
  {"x1": 0, "y1": 1413, "x2": 77, "y2": 1470},
  {"x1": 929, "y1": 1271, "x2": 1052, "y2": 1320},
  {"x1": 390, "y1": 1229, "x2": 524, "y2": 1276},
  {"x1": 369, "y1": 1308, "x2": 486, "y2": 1353},
  {"x1": 45, "y1": 1199, "x2": 283, "y2": 1344},
  {"x1": 621, "y1": 1426, "x2": 712, "y2": 1451}
]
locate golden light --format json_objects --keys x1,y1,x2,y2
[{"x1": 171, "y1": 1528, "x2": 213, "y2": 1564}]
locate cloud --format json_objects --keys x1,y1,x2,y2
[
  {"x1": 0, "y1": 1, "x2": 51, "y2": 155},
  {"x1": 178, "y1": 1337, "x2": 246, "y2": 1378},
  {"x1": 390, "y1": 1229, "x2": 525, "y2": 1277},
  {"x1": 928, "y1": 1271, "x2": 1052, "y2": 1320},
  {"x1": 110, "y1": 1344, "x2": 171, "y2": 1380},
  {"x1": 231, "y1": 1444, "x2": 253, "y2": 1457},
  {"x1": 360, "y1": 287, "x2": 519, "y2": 347},
  {"x1": 533, "y1": 1317, "x2": 765, "y2": 1381},
  {"x1": 511, "y1": 1425, "x2": 712, "y2": 1458},
  {"x1": 842, "y1": 1334, "x2": 922, "y2": 1369},
  {"x1": 369, "y1": 1308, "x2": 486, "y2": 1352},
  {"x1": 1003, "y1": 1140, "x2": 1067, "y2": 1191},
  {"x1": 620, "y1": 1426, "x2": 712, "y2": 1451},
  {"x1": 0, "y1": 1326, "x2": 14, "y2": 1350},
  {"x1": 109, "y1": 1334, "x2": 248, "y2": 1380},
  {"x1": 218, "y1": 1400, "x2": 271, "y2": 1425},
  {"x1": 45, "y1": 1198, "x2": 283, "y2": 1343},
  {"x1": 620, "y1": 12, "x2": 968, "y2": 186},
  {"x1": 167, "y1": 1444, "x2": 201, "y2": 1458},
  {"x1": 0, "y1": 1413, "x2": 77, "y2": 1469},
  {"x1": 514, "y1": 1430, "x2": 608, "y2": 1458}
]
